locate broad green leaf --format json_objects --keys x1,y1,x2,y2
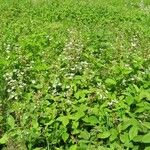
[
  {"x1": 142, "y1": 133, "x2": 150, "y2": 143},
  {"x1": 129, "y1": 126, "x2": 138, "y2": 140},
  {"x1": 110, "y1": 129, "x2": 118, "y2": 141},
  {"x1": 87, "y1": 116, "x2": 99, "y2": 125},
  {"x1": 120, "y1": 132, "x2": 130, "y2": 144},
  {"x1": 124, "y1": 142, "x2": 134, "y2": 148},
  {"x1": 62, "y1": 132, "x2": 69, "y2": 142},
  {"x1": 32, "y1": 120, "x2": 39, "y2": 129},
  {"x1": 74, "y1": 110, "x2": 85, "y2": 121},
  {"x1": 145, "y1": 147, "x2": 150, "y2": 150},
  {"x1": 57, "y1": 116, "x2": 69, "y2": 126},
  {"x1": 142, "y1": 122, "x2": 150, "y2": 129},
  {"x1": 135, "y1": 107, "x2": 148, "y2": 113},
  {"x1": 72, "y1": 129, "x2": 80, "y2": 134},
  {"x1": 133, "y1": 135, "x2": 143, "y2": 142},
  {"x1": 97, "y1": 146, "x2": 107, "y2": 150},
  {"x1": 72, "y1": 121, "x2": 79, "y2": 129},
  {"x1": 139, "y1": 90, "x2": 150, "y2": 101},
  {"x1": 79, "y1": 130, "x2": 90, "y2": 140},
  {"x1": 118, "y1": 122, "x2": 131, "y2": 132},
  {"x1": 83, "y1": 116, "x2": 99, "y2": 125},
  {"x1": 0, "y1": 134, "x2": 8, "y2": 144},
  {"x1": 0, "y1": 116, "x2": 3, "y2": 122},
  {"x1": 118, "y1": 118, "x2": 138, "y2": 132},
  {"x1": 74, "y1": 90, "x2": 86, "y2": 99},
  {"x1": 133, "y1": 84, "x2": 140, "y2": 92},
  {"x1": 105, "y1": 78, "x2": 116, "y2": 86},
  {"x1": 69, "y1": 145, "x2": 77, "y2": 150},
  {"x1": 98, "y1": 131, "x2": 111, "y2": 139},
  {"x1": 78, "y1": 104, "x2": 88, "y2": 112},
  {"x1": 125, "y1": 96, "x2": 134, "y2": 106},
  {"x1": 7, "y1": 115, "x2": 15, "y2": 128},
  {"x1": 34, "y1": 84, "x2": 43, "y2": 89}
]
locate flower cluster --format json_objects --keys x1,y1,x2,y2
[
  {"x1": 3, "y1": 55, "x2": 34, "y2": 100},
  {"x1": 57, "y1": 29, "x2": 89, "y2": 79}
]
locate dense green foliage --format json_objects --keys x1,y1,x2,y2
[{"x1": 0, "y1": 0, "x2": 150, "y2": 149}]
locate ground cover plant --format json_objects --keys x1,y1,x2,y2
[{"x1": 0, "y1": 0, "x2": 150, "y2": 149}]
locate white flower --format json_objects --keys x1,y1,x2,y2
[
  {"x1": 31, "y1": 80, "x2": 36, "y2": 84},
  {"x1": 13, "y1": 69, "x2": 17, "y2": 72},
  {"x1": 7, "y1": 89, "x2": 11, "y2": 93},
  {"x1": 71, "y1": 68, "x2": 75, "y2": 71},
  {"x1": 66, "y1": 85, "x2": 70, "y2": 89},
  {"x1": 11, "y1": 86, "x2": 15, "y2": 90},
  {"x1": 19, "y1": 85, "x2": 24, "y2": 88},
  {"x1": 131, "y1": 42, "x2": 136, "y2": 47},
  {"x1": 66, "y1": 99, "x2": 72, "y2": 104}
]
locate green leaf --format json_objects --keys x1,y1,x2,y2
[
  {"x1": 0, "y1": 116, "x2": 3, "y2": 122},
  {"x1": 98, "y1": 131, "x2": 111, "y2": 139},
  {"x1": 0, "y1": 134, "x2": 8, "y2": 144},
  {"x1": 83, "y1": 116, "x2": 99, "y2": 125},
  {"x1": 142, "y1": 133, "x2": 150, "y2": 143},
  {"x1": 129, "y1": 126, "x2": 138, "y2": 140},
  {"x1": 69, "y1": 145, "x2": 77, "y2": 150},
  {"x1": 62, "y1": 132, "x2": 69, "y2": 142},
  {"x1": 118, "y1": 118, "x2": 137, "y2": 133},
  {"x1": 133, "y1": 135, "x2": 143, "y2": 142},
  {"x1": 142, "y1": 122, "x2": 150, "y2": 129},
  {"x1": 57, "y1": 116, "x2": 69, "y2": 126},
  {"x1": 105, "y1": 78, "x2": 116, "y2": 86},
  {"x1": 120, "y1": 132, "x2": 130, "y2": 144},
  {"x1": 126, "y1": 96, "x2": 134, "y2": 106},
  {"x1": 118, "y1": 121, "x2": 131, "y2": 132},
  {"x1": 79, "y1": 130, "x2": 90, "y2": 140},
  {"x1": 32, "y1": 120, "x2": 39, "y2": 129},
  {"x1": 110, "y1": 129, "x2": 118, "y2": 141},
  {"x1": 74, "y1": 110, "x2": 85, "y2": 121},
  {"x1": 139, "y1": 90, "x2": 150, "y2": 101},
  {"x1": 7, "y1": 115, "x2": 15, "y2": 128},
  {"x1": 72, "y1": 121, "x2": 79, "y2": 129},
  {"x1": 145, "y1": 147, "x2": 150, "y2": 150},
  {"x1": 87, "y1": 116, "x2": 99, "y2": 125}
]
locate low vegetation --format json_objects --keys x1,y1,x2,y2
[{"x1": 0, "y1": 0, "x2": 150, "y2": 149}]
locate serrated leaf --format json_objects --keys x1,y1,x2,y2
[
  {"x1": 62, "y1": 132, "x2": 69, "y2": 142},
  {"x1": 7, "y1": 115, "x2": 15, "y2": 128},
  {"x1": 129, "y1": 126, "x2": 138, "y2": 140},
  {"x1": 142, "y1": 133, "x2": 150, "y2": 143},
  {"x1": 0, "y1": 134, "x2": 8, "y2": 144},
  {"x1": 98, "y1": 131, "x2": 111, "y2": 139}
]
